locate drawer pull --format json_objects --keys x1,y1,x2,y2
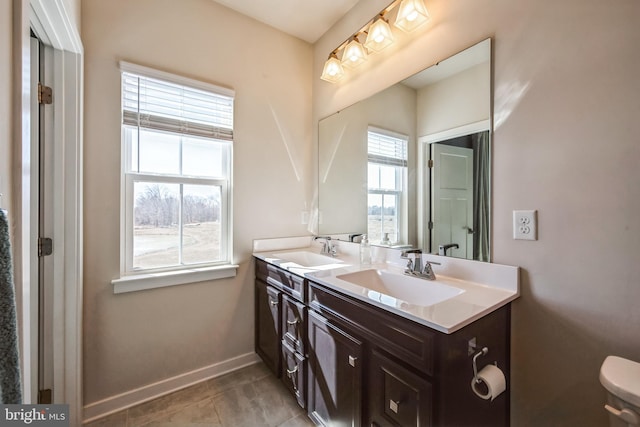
[
  {"x1": 605, "y1": 404, "x2": 640, "y2": 425},
  {"x1": 348, "y1": 355, "x2": 358, "y2": 367},
  {"x1": 389, "y1": 399, "x2": 400, "y2": 414},
  {"x1": 286, "y1": 365, "x2": 298, "y2": 376},
  {"x1": 287, "y1": 318, "x2": 299, "y2": 326},
  {"x1": 269, "y1": 299, "x2": 278, "y2": 306}
]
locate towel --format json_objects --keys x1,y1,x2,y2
[{"x1": 0, "y1": 210, "x2": 22, "y2": 404}]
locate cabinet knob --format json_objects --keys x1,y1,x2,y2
[
  {"x1": 348, "y1": 355, "x2": 358, "y2": 367},
  {"x1": 269, "y1": 299, "x2": 278, "y2": 306},
  {"x1": 389, "y1": 399, "x2": 400, "y2": 414}
]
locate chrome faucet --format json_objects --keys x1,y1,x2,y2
[
  {"x1": 314, "y1": 236, "x2": 337, "y2": 257},
  {"x1": 401, "y1": 249, "x2": 440, "y2": 280},
  {"x1": 401, "y1": 249, "x2": 423, "y2": 275}
]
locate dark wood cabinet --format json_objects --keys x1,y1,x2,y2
[
  {"x1": 367, "y1": 349, "x2": 432, "y2": 427},
  {"x1": 255, "y1": 257, "x2": 511, "y2": 427},
  {"x1": 307, "y1": 310, "x2": 363, "y2": 427},
  {"x1": 255, "y1": 258, "x2": 308, "y2": 409},
  {"x1": 255, "y1": 278, "x2": 281, "y2": 376}
]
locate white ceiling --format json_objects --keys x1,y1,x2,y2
[{"x1": 209, "y1": 0, "x2": 361, "y2": 43}]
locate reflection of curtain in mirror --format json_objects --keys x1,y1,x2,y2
[{"x1": 473, "y1": 131, "x2": 490, "y2": 262}]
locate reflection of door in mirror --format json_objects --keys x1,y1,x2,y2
[
  {"x1": 432, "y1": 144, "x2": 473, "y2": 259},
  {"x1": 428, "y1": 130, "x2": 490, "y2": 261}
]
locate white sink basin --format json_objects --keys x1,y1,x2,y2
[
  {"x1": 336, "y1": 269, "x2": 464, "y2": 306},
  {"x1": 270, "y1": 251, "x2": 345, "y2": 269}
]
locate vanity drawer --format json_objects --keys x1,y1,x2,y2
[
  {"x1": 282, "y1": 294, "x2": 306, "y2": 355},
  {"x1": 255, "y1": 258, "x2": 305, "y2": 301},
  {"x1": 308, "y1": 281, "x2": 435, "y2": 376},
  {"x1": 282, "y1": 341, "x2": 306, "y2": 409}
]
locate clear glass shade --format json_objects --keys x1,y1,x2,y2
[
  {"x1": 321, "y1": 55, "x2": 345, "y2": 83},
  {"x1": 394, "y1": 0, "x2": 430, "y2": 32},
  {"x1": 341, "y1": 39, "x2": 367, "y2": 68},
  {"x1": 364, "y1": 18, "x2": 394, "y2": 53}
]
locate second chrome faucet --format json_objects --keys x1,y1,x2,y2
[
  {"x1": 314, "y1": 236, "x2": 337, "y2": 257},
  {"x1": 401, "y1": 249, "x2": 440, "y2": 280}
]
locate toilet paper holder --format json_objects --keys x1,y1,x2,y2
[{"x1": 472, "y1": 346, "x2": 493, "y2": 384}]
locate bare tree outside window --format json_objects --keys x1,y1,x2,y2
[{"x1": 132, "y1": 183, "x2": 222, "y2": 269}]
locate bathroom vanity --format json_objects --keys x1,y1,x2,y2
[{"x1": 254, "y1": 245, "x2": 518, "y2": 427}]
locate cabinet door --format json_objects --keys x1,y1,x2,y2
[
  {"x1": 368, "y1": 349, "x2": 432, "y2": 427},
  {"x1": 282, "y1": 294, "x2": 306, "y2": 354},
  {"x1": 255, "y1": 279, "x2": 281, "y2": 376},
  {"x1": 307, "y1": 310, "x2": 363, "y2": 427}
]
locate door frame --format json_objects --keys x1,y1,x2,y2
[
  {"x1": 14, "y1": 0, "x2": 83, "y2": 424},
  {"x1": 417, "y1": 120, "x2": 490, "y2": 252}
]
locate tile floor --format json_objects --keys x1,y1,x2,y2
[{"x1": 85, "y1": 362, "x2": 315, "y2": 427}]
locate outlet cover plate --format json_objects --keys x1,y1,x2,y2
[{"x1": 513, "y1": 210, "x2": 537, "y2": 240}]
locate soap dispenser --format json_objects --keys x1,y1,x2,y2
[{"x1": 360, "y1": 234, "x2": 371, "y2": 265}]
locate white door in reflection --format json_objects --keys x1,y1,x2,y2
[{"x1": 432, "y1": 144, "x2": 473, "y2": 259}]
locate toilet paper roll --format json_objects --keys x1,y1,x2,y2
[{"x1": 471, "y1": 364, "x2": 506, "y2": 401}]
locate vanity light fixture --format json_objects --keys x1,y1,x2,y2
[
  {"x1": 320, "y1": 53, "x2": 345, "y2": 83},
  {"x1": 364, "y1": 15, "x2": 395, "y2": 53},
  {"x1": 320, "y1": 0, "x2": 430, "y2": 83},
  {"x1": 394, "y1": 0, "x2": 430, "y2": 32},
  {"x1": 341, "y1": 36, "x2": 368, "y2": 68}
]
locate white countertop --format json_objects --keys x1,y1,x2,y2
[{"x1": 253, "y1": 239, "x2": 519, "y2": 334}]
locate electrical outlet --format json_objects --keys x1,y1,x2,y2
[{"x1": 513, "y1": 210, "x2": 537, "y2": 240}]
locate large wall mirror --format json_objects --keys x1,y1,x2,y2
[{"x1": 318, "y1": 38, "x2": 492, "y2": 261}]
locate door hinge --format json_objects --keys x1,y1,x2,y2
[
  {"x1": 38, "y1": 237, "x2": 53, "y2": 257},
  {"x1": 38, "y1": 388, "x2": 52, "y2": 404},
  {"x1": 428, "y1": 159, "x2": 434, "y2": 168},
  {"x1": 428, "y1": 221, "x2": 434, "y2": 230},
  {"x1": 38, "y1": 82, "x2": 53, "y2": 104}
]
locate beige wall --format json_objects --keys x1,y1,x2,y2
[
  {"x1": 314, "y1": 0, "x2": 640, "y2": 426},
  {"x1": 82, "y1": 0, "x2": 312, "y2": 405},
  {"x1": 417, "y1": 61, "x2": 490, "y2": 136}
]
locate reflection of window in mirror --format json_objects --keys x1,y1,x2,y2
[{"x1": 367, "y1": 127, "x2": 408, "y2": 245}]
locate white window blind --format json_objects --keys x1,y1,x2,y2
[
  {"x1": 367, "y1": 128, "x2": 408, "y2": 167},
  {"x1": 122, "y1": 67, "x2": 234, "y2": 141}
]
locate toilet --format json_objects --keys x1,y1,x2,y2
[{"x1": 600, "y1": 356, "x2": 640, "y2": 426}]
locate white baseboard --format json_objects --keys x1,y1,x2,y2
[{"x1": 82, "y1": 352, "x2": 261, "y2": 424}]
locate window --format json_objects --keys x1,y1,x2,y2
[
  {"x1": 367, "y1": 127, "x2": 408, "y2": 244},
  {"x1": 116, "y1": 62, "x2": 235, "y2": 289}
]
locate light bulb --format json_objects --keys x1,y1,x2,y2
[
  {"x1": 395, "y1": 0, "x2": 430, "y2": 32},
  {"x1": 364, "y1": 17, "x2": 394, "y2": 53},
  {"x1": 341, "y1": 39, "x2": 367, "y2": 68},
  {"x1": 321, "y1": 55, "x2": 345, "y2": 83}
]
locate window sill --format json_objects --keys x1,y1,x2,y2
[{"x1": 111, "y1": 264, "x2": 239, "y2": 294}]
